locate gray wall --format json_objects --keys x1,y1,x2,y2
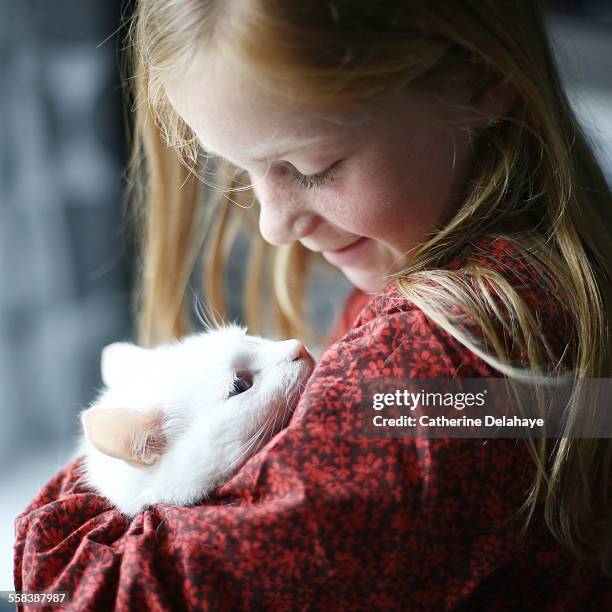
[{"x1": 0, "y1": 0, "x2": 131, "y2": 593}]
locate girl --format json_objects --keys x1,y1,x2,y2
[{"x1": 14, "y1": 0, "x2": 612, "y2": 609}]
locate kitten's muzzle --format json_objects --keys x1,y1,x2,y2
[
  {"x1": 284, "y1": 340, "x2": 313, "y2": 364},
  {"x1": 291, "y1": 343, "x2": 310, "y2": 362}
]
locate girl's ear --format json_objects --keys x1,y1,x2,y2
[
  {"x1": 81, "y1": 406, "x2": 167, "y2": 467},
  {"x1": 467, "y1": 76, "x2": 520, "y2": 128},
  {"x1": 101, "y1": 342, "x2": 150, "y2": 387}
]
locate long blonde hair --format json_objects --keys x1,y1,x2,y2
[{"x1": 123, "y1": 0, "x2": 612, "y2": 572}]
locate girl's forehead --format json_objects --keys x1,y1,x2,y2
[
  {"x1": 162, "y1": 48, "x2": 463, "y2": 167},
  {"x1": 163, "y1": 51, "x2": 369, "y2": 164}
]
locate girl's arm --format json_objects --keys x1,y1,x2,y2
[{"x1": 14, "y1": 262, "x2": 604, "y2": 610}]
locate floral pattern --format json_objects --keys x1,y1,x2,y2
[{"x1": 14, "y1": 238, "x2": 612, "y2": 611}]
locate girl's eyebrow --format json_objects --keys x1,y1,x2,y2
[
  {"x1": 251, "y1": 149, "x2": 297, "y2": 163},
  {"x1": 200, "y1": 134, "x2": 336, "y2": 165},
  {"x1": 251, "y1": 136, "x2": 331, "y2": 163}
]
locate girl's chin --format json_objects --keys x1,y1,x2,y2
[
  {"x1": 323, "y1": 241, "x2": 401, "y2": 292},
  {"x1": 339, "y1": 266, "x2": 388, "y2": 293}
]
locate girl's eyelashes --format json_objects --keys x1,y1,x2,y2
[
  {"x1": 233, "y1": 160, "x2": 343, "y2": 191},
  {"x1": 228, "y1": 371, "x2": 253, "y2": 398},
  {"x1": 291, "y1": 160, "x2": 342, "y2": 191}
]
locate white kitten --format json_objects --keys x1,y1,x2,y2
[{"x1": 77, "y1": 324, "x2": 315, "y2": 516}]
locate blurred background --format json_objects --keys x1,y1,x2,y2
[{"x1": 0, "y1": 0, "x2": 611, "y2": 596}]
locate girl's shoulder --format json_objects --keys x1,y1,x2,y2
[
  {"x1": 326, "y1": 236, "x2": 573, "y2": 378},
  {"x1": 357, "y1": 236, "x2": 566, "y2": 324}
]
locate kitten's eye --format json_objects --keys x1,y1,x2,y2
[{"x1": 228, "y1": 372, "x2": 253, "y2": 397}]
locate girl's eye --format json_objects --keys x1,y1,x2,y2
[
  {"x1": 292, "y1": 160, "x2": 342, "y2": 191},
  {"x1": 233, "y1": 160, "x2": 343, "y2": 191},
  {"x1": 228, "y1": 372, "x2": 253, "y2": 397}
]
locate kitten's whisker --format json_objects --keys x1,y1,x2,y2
[
  {"x1": 154, "y1": 517, "x2": 167, "y2": 538},
  {"x1": 190, "y1": 287, "x2": 212, "y2": 331},
  {"x1": 224, "y1": 422, "x2": 270, "y2": 467}
]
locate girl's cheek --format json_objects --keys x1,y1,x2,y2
[{"x1": 316, "y1": 184, "x2": 359, "y2": 226}]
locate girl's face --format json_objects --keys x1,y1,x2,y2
[{"x1": 165, "y1": 52, "x2": 481, "y2": 292}]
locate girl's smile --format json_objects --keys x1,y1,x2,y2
[
  {"x1": 318, "y1": 236, "x2": 372, "y2": 267},
  {"x1": 164, "y1": 50, "x2": 486, "y2": 292}
]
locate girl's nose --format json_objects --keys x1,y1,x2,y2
[{"x1": 258, "y1": 197, "x2": 321, "y2": 246}]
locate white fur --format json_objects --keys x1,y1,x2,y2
[{"x1": 78, "y1": 325, "x2": 314, "y2": 516}]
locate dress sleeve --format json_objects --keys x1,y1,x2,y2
[{"x1": 14, "y1": 292, "x2": 555, "y2": 611}]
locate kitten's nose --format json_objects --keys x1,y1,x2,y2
[{"x1": 285, "y1": 340, "x2": 309, "y2": 361}]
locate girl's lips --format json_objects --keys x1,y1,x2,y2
[{"x1": 322, "y1": 237, "x2": 371, "y2": 266}]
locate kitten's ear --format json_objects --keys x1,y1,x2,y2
[
  {"x1": 101, "y1": 342, "x2": 149, "y2": 387},
  {"x1": 82, "y1": 406, "x2": 167, "y2": 467}
]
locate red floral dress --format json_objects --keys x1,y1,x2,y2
[{"x1": 14, "y1": 237, "x2": 612, "y2": 611}]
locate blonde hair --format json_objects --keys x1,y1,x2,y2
[{"x1": 124, "y1": 0, "x2": 612, "y2": 572}]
